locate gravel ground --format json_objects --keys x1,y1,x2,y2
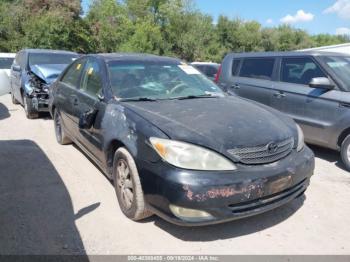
[{"x1": 0, "y1": 94, "x2": 349, "y2": 255}]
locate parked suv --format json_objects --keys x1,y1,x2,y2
[
  {"x1": 10, "y1": 49, "x2": 78, "y2": 119},
  {"x1": 218, "y1": 51, "x2": 350, "y2": 170},
  {"x1": 49, "y1": 53, "x2": 314, "y2": 226}
]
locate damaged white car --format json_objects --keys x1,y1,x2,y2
[
  {"x1": 0, "y1": 53, "x2": 15, "y2": 96},
  {"x1": 10, "y1": 49, "x2": 78, "y2": 119}
]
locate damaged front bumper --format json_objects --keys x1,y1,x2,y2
[
  {"x1": 141, "y1": 146, "x2": 315, "y2": 226},
  {"x1": 29, "y1": 93, "x2": 50, "y2": 112},
  {"x1": 24, "y1": 80, "x2": 50, "y2": 112}
]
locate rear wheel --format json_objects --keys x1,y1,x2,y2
[
  {"x1": 340, "y1": 135, "x2": 350, "y2": 171},
  {"x1": 23, "y1": 95, "x2": 38, "y2": 119},
  {"x1": 113, "y1": 147, "x2": 152, "y2": 221},
  {"x1": 54, "y1": 109, "x2": 72, "y2": 145}
]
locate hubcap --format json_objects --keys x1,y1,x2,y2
[
  {"x1": 116, "y1": 159, "x2": 134, "y2": 209},
  {"x1": 347, "y1": 144, "x2": 350, "y2": 161}
]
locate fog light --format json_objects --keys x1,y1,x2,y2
[{"x1": 169, "y1": 204, "x2": 213, "y2": 222}]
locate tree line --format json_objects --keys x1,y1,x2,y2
[{"x1": 0, "y1": 0, "x2": 349, "y2": 62}]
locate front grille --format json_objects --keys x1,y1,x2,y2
[
  {"x1": 36, "y1": 92, "x2": 49, "y2": 100},
  {"x1": 228, "y1": 137, "x2": 294, "y2": 165}
]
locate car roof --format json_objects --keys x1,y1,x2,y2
[
  {"x1": 227, "y1": 51, "x2": 350, "y2": 58},
  {"x1": 20, "y1": 49, "x2": 78, "y2": 55},
  {"x1": 191, "y1": 62, "x2": 220, "y2": 65},
  {"x1": 0, "y1": 53, "x2": 16, "y2": 58},
  {"x1": 91, "y1": 53, "x2": 181, "y2": 63}
]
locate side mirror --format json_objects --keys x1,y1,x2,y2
[
  {"x1": 12, "y1": 65, "x2": 20, "y2": 72},
  {"x1": 309, "y1": 77, "x2": 334, "y2": 90},
  {"x1": 79, "y1": 109, "x2": 98, "y2": 129}
]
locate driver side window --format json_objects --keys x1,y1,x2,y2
[
  {"x1": 80, "y1": 59, "x2": 103, "y2": 98},
  {"x1": 281, "y1": 57, "x2": 327, "y2": 85},
  {"x1": 61, "y1": 59, "x2": 86, "y2": 88}
]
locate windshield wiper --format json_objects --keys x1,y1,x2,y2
[
  {"x1": 174, "y1": 94, "x2": 221, "y2": 100},
  {"x1": 118, "y1": 97, "x2": 158, "y2": 102}
]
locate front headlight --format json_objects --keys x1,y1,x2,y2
[
  {"x1": 150, "y1": 137, "x2": 236, "y2": 171},
  {"x1": 296, "y1": 124, "x2": 305, "y2": 152},
  {"x1": 24, "y1": 82, "x2": 34, "y2": 95}
]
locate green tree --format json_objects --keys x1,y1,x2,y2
[
  {"x1": 86, "y1": 0, "x2": 133, "y2": 52},
  {"x1": 120, "y1": 19, "x2": 164, "y2": 54},
  {"x1": 1, "y1": 0, "x2": 350, "y2": 60}
]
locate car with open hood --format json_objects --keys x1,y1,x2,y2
[
  {"x1": 10, "y1": 49, "x2": 79, "y2": 118},
  {"x1": 49, "y1": 53, "x2": 315, "y2": 226}
]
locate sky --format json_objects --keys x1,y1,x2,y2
[{"x1": 81, "y1": 0, "x2": 350, "y2": 35}]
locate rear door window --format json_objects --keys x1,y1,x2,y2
[
  {"x1": 239, "y1": 58, "x2": 275, "y2": 80},
  {"x1": 232, "y1": 59, "x2": 241, "y2": 76},
  {"x1": 281, "y1": 57, "x2": 326, "y2": 85}
]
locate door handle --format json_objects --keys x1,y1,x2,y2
[
  {"x1": 231, "y1": 84, "x2": 240, "y2": 89},
  {"x1": 273, "y1": 92, "x2": 286, "y2": 98}
]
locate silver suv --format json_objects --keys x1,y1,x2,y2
[{"x1": 218, "y1": 51, "x2": 350, "y2": 171}]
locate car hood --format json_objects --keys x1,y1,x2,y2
[
  {"x1": 123, "y1": 96, "x2": 297, "y2": 158},
  {"x1": 30, "y1": 64, "x2": 67, "y2": 84}
]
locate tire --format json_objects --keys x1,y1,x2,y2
[
  {"x1": 54, "y1": 109, "x2": 72, "y2": 145},
  {"x1": 11, "y1": 91, "x2": 19, "y2": 105},
  {"x1": 340, "y1": 135, "x2": 350, "y2": 171},
  {"x1": 23, "y1": 95, "x2": 38, "y2": 119},
  {"x1": 113, "y1": 147, "x2": 152, "y2": 221}
]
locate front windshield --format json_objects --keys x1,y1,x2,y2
[
  {"x1": 29, "y1": 53, "x2": 78, "y2": 66},
  {"x1": 107, "y1": 61, "x2": 224, "y2": 100},
  {"x1": 322, "y1": 56, "x2": 350, "y2": 91}
]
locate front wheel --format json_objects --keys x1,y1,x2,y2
[
  {"x1": 23, "y1": 95, "x2": 38, "y2": 119},
  {"x1": 113, "y1": 147, "x2": 152, "y2": 221},
  {"x1": 54, "y1": 109, "x2": 72, "y2": 145},
  {"x1": 340, "y1": 135, "x2": 350, "y2": 171}
]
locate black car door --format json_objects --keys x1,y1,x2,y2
[
  {"x1": 55, "y1": 58, "x2": 87, "y2": 138},
  {"x1": 75, "y1": 57, "x2": 106, "y2": 164}
]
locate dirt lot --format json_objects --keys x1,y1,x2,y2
[{"x1": 0, "y1": 93, "x2": 349, "y2": 255}]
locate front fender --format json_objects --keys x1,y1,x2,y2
[
  {"x1": 102, "y1": 103, "x2": 168, "y2": 169},
  {"x1": 328, "y1": 112, "x2": 350, "y2": 150}
]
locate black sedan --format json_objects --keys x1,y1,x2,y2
[{"x1": 49, "y1": 53, "x2": 314, "y2": 226}]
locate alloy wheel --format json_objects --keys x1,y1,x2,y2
[
  {"x1": 116, "y1": 159, "x2": 134, "y2": 210},
  {"x1": 55, "y1": 112, "x2": 62, "y2": 142}
]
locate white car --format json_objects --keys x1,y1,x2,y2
[{"x1": 0, "y1": 53, "x2": 16, "y2": 96}]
